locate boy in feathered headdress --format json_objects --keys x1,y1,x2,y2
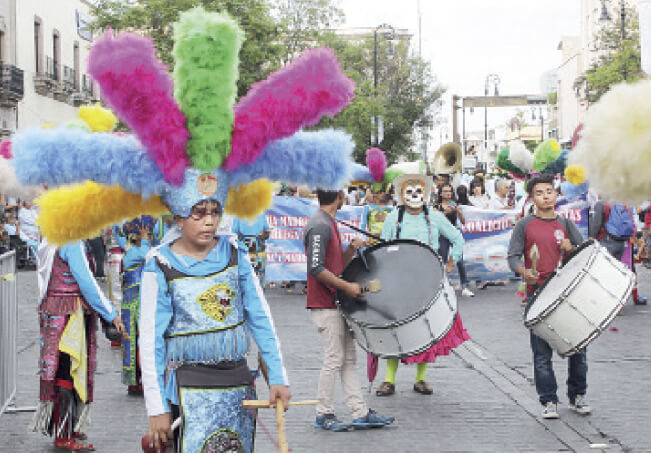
[{"x1": 10, "y1": 4, "x2": 363, "y2": 450}]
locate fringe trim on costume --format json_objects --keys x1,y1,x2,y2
[
  {"x1": 29, "y1": 401, "x2": 54, "y2": 434},
  {"x1": 74, "y1": 402, "x2": 91, "y2": 433},
  {"x1": 166, "y1": 325, "x2": 250, "y2": 365}
]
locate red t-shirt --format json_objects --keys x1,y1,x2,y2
[
  {"x1": 508, "y1": 215, "x2": 584, "y2": 294},
  {"x1": 303, "y1": 210, "x2": 344, "y2": 309}
]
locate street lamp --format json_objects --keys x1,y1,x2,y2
[
  {"x1": 372, "y1": 23, "x2": 395, "y2": 146},
  {"x1": 531, "y1": 106, "x2": 545, "y2": 141},
  {"x1": 599, "y1": 0, "x2": 627, "y2": 42},
  {"x1": 484, "y1": 73, "x2": 500, "y2": 161}
]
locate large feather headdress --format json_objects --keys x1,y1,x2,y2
[{"x1": 10, "y1": 6, "x2": 356, "y2": 244}]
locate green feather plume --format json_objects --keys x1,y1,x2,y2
[{"x1": 172, "y1": 6, "x2": 244, "y2": 170}]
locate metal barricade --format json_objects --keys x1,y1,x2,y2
[{"x1": 0, "y1": 251, "x2": 17, "y2": 417}]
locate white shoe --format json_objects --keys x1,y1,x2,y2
[
  {"x1": 569, "y1": 395, "x2": 592, "y2": 415},
  {"x1": 461, "y1": 288, "x2": 475, "y2": 297},
  {"x1": 541, "y1": 402, "x2": 559, "y2": 419}
]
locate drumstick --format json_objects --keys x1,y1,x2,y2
[
  {"x1": 276, "y1": 398, "x2": 289, "y2": 453},
  {"x1": 242, "y1": 399, "x2": 319, "y2": 409},
  {"x1": 363, "y1": 279, "x2": 382, "y2": 293},
  {"x1": 529, "y1": 244, "x2": 539, "y2": 275}
]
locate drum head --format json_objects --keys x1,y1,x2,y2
[
  {"x1": 525, "y1": 240, "x2": 596, "y2": 322},
  {"x1": 337, "y1": 239, "x2": 444, "y2": 327}
]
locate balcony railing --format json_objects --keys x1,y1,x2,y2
[
  {"x1": 82, "y1": 74, "x2": 94, "y2": 97},
  {"x1": 0, "y1": 61, "x2": 24, "y2": 106},
  {"x1": 62, "y1": 65, "x2": 78, "y2": 91},
  {"x1": 45, "y1": 56, "x2": 59, "y2": 81}
]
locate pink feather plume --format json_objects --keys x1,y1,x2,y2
[
  {"x1": 365, "y1": 147, "x2": 387, "y2": 182},
  {"x1": 88, "y1": 30, "x2": 189, "y2": 185},
  {"x1": 0, "y1": 140, "x2": 11, "y2": 159},
  {"x1": 223, "y1": 47, "x2": 355, "y2": 171}
]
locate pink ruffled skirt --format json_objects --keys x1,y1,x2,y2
[{"x1": 401, "y1": 313, "x2": 470, "y2": 364}]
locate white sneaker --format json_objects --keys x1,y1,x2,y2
[
  {"x1": 461, "y1": 288, "x2": 475, "y2": 297},
  {"x1": 541, "y1": 402, "x2": 559, "y2": 419},
  {"x1": 569, "y1": 395, "x2": 592, "y2": 415}
]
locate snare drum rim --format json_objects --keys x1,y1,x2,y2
[
  {"x1": 523, "y1": 240, "x2": 599, "y2": 327},
  {"x1": 336, "y1": 239, "x2": 448, "y2": 329}
]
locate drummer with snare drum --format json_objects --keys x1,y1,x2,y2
[{"x1": 507, "y1": 174, "x2": 591, "y2": 419}]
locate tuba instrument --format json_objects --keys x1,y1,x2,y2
[{"x1": 432, "y1": 142, "x2": 462, "y2": 174}]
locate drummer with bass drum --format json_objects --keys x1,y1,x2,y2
[{"x1": 507, "y1": 174, "x2": 591, "y2": 419}]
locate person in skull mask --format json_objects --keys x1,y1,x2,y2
[{"x1": 376, "y1": 174, "x2": 470, "y2": 396}]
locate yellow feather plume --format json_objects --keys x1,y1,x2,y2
[
  {"x1": 36, "y1": 181, "x2": 168, "y2": 245},
  {"x1": 225, "y1": 179, "x2": 273, "y2": 220},
  {"x1": 78, "y1": 103, "x2": 118, "y2": 133},
  {"x1": 564, "y1": 165, "x2": 586, "y2": 186}
]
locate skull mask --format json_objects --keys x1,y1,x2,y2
[{"x1": 402, "y1": 179, "x2": 426, "y2": 209}]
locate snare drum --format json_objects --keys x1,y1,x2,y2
[
  {"x1": 336, "y1": 239, "x2": 457, "y2": 359},
  {"x1": 524, "y1": 240, "x2": 634, "y2": 357}
]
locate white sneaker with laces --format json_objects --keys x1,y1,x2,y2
[
  {"x1": 461, "y1": 288, "x2": 475, "y2": 297},
  {"x1": 542, "y1": 402, "x2": 559, "y2": 419},
  {"x1": 569, "y1": 395, "x2": 592, "y2": 415}
]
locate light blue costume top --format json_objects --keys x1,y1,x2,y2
[
  {"x1": 231, "y1": 214, "x2": 269, "y2": 237},
  {"x1": 123, "y1": 239, "x2": 151, "y2": 270},
  {"x1": 58, "y1": 241, "x2": 117, "y2": 323},
  {"x1": 381, "y1": 207, "x2": 465, "y2": 263},
  {"x1": 139, "y1": 234, "x2": 288, "y2": 416}
]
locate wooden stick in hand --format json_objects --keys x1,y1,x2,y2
[
  {"x1": 529, "y1": 244, "x2": 539, "y2": 275},
  {"x1": 242, "y1": 399, "x2": 319, "y2": 409},
  {"x1": 276, "y1": 398, "x2": 289, "y2": 453}
]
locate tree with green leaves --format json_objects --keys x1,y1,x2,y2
[
  {"x1": 89, "y1": 0, "x2": 284, "y2": 97},
  {"x1": 575, "y1": 6, "x2": 642, "y2": 103},
  {"x1": 271, "y1": 0, "x2": 344, "y2": 64},
  {"x1": 316, "y1": 34, "x2": 444, "y2": 164}
]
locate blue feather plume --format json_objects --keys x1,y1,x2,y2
[
  {"x1": 229, "y1": 129, "x2": 354, "y2": 190},
  {"x1": 12, "y1": 128, "x2": 168, "y2": 198},
  {"x1": 350, "y1": 163, "x2": 373, "y2": 183}
]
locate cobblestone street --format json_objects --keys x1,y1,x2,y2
[{"x1": 1, "y1": 267, "x2": 649, "y2": 452}]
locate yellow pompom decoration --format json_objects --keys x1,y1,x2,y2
[
  {"x1": 78, "y1": 103, "x2": 118, "y2": 133},
  {"x1": 225, "y1": 179, "x2": 274, "y2": 220},
  {"x1": 564, "y1": 165, "x2": 586, "y2": 186},
  {"x1": 36, "y1": 181, "x2": 168, "y2": 245}
]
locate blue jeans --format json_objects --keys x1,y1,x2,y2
[
  {"x1": 438, "y1": 236, "x2": 468, "y2": 286},
  {"x1": 529, "y1": 331, "x2": 588, "y2": 404}
]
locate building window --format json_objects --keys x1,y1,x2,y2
[
  {"x1": 34, "y1": 19, "x2": 42, "y2": 73},
  {"x1": 0, "y1": 30, "x2": 5, "y2": 62},
  {"x1": 52, "y1": 30, "x2": 60, "y2": 81},
  {"x1": 73, "y1": 42, "x2": 80, "y2": 90}
]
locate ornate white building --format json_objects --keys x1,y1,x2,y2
[{"x1": 0, "y1": 0, "x2": 98, "y2": 139}]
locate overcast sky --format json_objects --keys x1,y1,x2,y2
[{"x1": 338, "y1": 0, "x2": 582, "y2": 145}]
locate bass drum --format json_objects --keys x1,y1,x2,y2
[
  {"x1": 524, "y1": 240, "x2": 634, "y2": 357},
  {"x1": 337, "y1": 239, "x2": 457, "y2": 358}
]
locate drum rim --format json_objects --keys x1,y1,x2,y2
[
  {"x1": 336, "y1": 239, "x2": 448, "y2": 329},
  {"x1": 352, "y1": 313, "x2": 458, "y2": 359},
  {"x1": 523, "y1": 240, "x2": 598, "y2": 326}
]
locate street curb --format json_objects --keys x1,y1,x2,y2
[{"x1": 454, "y1": 340, "x2": 624, "y2": 453}]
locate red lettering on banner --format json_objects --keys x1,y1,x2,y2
[
  {"x1": 265, "y1": 252, "x2": 306, "y2": 264},
  {"x1": 270, "y1": 229, "x2": 301, "y2": 241},
  {"x1": 279, "y1": 216, "x2": 309, "y2": 228},
  {"x1": 556, "y1": 208, "x2": 583, "y2": 223},
  {"x1": 266, "y1": 215, "x2": 278, "y2": 227}
]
